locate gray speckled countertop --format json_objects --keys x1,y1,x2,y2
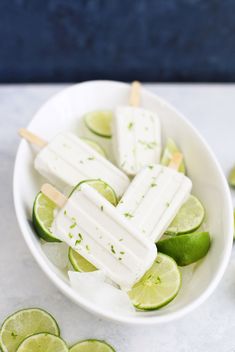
[{"x1": 1, "y1": 84, "x2": 235, "y2": 352}]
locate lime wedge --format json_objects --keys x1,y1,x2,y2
[
  {"x1": 161, "y1": 138, "x2": 186, "y2": 173},
  {"x1": 70, "y1": 340, "x2": 115, "y2": 352},
  {"x1": 165, "y1": 195, "x2": 205, "y2": 235},
  {"x1": 128, "y1": 253, "x2": 181, "y2": 310},
  {"x1": 16, "y1": 333, "x2": 68, "y2": 352},
  {"x1": 69, "y1": 247, "x2": 97, "y2": 272},
  {"x1": 0, "y1": 308, "x2": 60, "y2": 352},
  {"x1": 81, "y1": 138, "x2": 107, "y2": 158},
  {"x1": 84, "y1": 110, "x2": 113, "y2": 138},
  {"x1": 228, "y1": 166, "x2": 235, "y2": 187},
  {"x1": 33, "y1": 192, "x2": 60, "y2": 242},
  {"x1": 72, "y1": 179, "x2": 118, "y2": 206},
  {"x1": 157, "y1": 232, "x2": 211, "y2": 266}
]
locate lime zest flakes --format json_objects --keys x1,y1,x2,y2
[
  {"x1": 166, "y1": 202, "x2": 170, "y2": 207},
  {"x1": 119, "y1": 238, "x2": 123, "y2": 241},
  {"x1": 124, "y1": 212, "x2": 133, "y2": 219},
  {"x1": 111, "y1": 245, "x2": 116, "y2": 254},
  {"x1": 100, "y1": 205, "x2": 104, "y2": 211},
  {"x1": 138, "y1": 140, "x2": 157, "y2": 149},
  {"x1": 156, "y1": 256, "x2": 162, "y2": 264},
  {"x1": 68, "y1": 233, "x2": 73, "y2": 239},
  {"x1": 86, "y1": 245, "x2": 90, "y2": 251},
  {"x1": 120, "y1": 251, "x2": 125, "y2": 255},
  {"x1": 70, "y1": 222, "x2": 77, "y2": 229},
  {"x1": 150, "y1": 182, "x2": 157, "y2": 187},
  {"x1": 75, "y1": 233, "x2": 83, "y2": 245},
  {"x1": 88, "y1": 156, "x2": 95, "y2": 161},
  {"x1": 64, "y1": 210, "x2": 67, "y2": 216},
  {"x1": 148, "y1": 165, "x2": 154, "y2": 170}
]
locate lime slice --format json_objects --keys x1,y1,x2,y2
[
  {"x1": 228, "y1": 166, "x2": 235, "y2": 187},
  {"x1": 165, "y1": 195, "x2": 205, "y2": 235},
  {"x1": 81, "y1": 138, "x2": 107, "y2": 158},
  {"x1": 16, "y1": 333, "x2": 68, "y2": 352},
  {"x1": 161, "y1": 138, "x2": 186, "y2": 173},
  {"x1": 0, "y1": 308, "x2": 60, "y2": 352},
  {"x1": 70, "y1": 339, "x2": 115, "y2": 352},
  {"x1": 84, "y1": 110, "x2": 113, "y2": 138},
  {"x1": 69, "y1": 247, "x2": 97, "y2": 272},
  {"x1": 72, "y1": 179, "x2": 118, "y2": 206},
  {"x1": 157, "y1": 232, "x2": 211, "y2": 266},
  {"x1": 128, "y1": 253, "x2": 181, "y2": 310},
  {"x1": 32, "y1": 192, "x2": 60, "y2": 242}
]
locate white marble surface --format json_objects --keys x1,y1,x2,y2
[{"x1": 1, "y1": 84, "x2": 235, "y2": 352}]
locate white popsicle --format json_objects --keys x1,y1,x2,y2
[
  {"x1": 117, "y1": 164, "x2": 192, "y2": 242},
  {"x1": 34, "y1": 131, "x2": 130, "y2": 197},
  {"x1": 112, "y1": 82, "x2": 161, "y2": 175},
  {"x1": 48, "y1": 183, "x2": 157, "y2": 290}
]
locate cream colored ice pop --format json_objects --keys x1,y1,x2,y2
[
  {"x1": 112, "y1": 81, "x2": 161, "y2": 176},
  {"x1": 42, "y1": 183, "x2": 157, "y2": 289},
  {"x1": 117, "y1": 153, "x2": 192, "y2": 242},
  {"x1": 19, "y1": 129, "x2": 130, "y2": 197}
]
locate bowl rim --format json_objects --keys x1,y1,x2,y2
[{"x1": 13, "y1": 80, "x2": 234, "y2": 325}]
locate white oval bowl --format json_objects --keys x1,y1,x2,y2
[{"x1": 13, "y1": 81, "x2": 233, "y2": 325}]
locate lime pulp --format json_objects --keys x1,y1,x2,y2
[
  {"x1": 128, "y1": 253, "x2": 181, "y2": 310},
  {"x1": 165, "y1": 195, "x2": 205, "y2": 235},
  {"x1": 84, "y1": 110, "x2": 113, "y2": 138},
  {"x1": 16, "y1": 333, "x2": 68, "y2": 352},
  {"x1": 33, "y1": 192, "x2": 60, "y2": 242},
  {"x1": 69, "y1": 247, "x2": 97, "y2": 272}
]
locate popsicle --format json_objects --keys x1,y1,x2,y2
[
  {"x1": 19, "y1": 129, "x2": 130, "y2": 198},
  {"x1": 112, "y1": 81, "x2": 162, "y2": 176},
  {"x1": 42, "y1": 183, "x2": 157, "y2": 290},
  {"x1": 117, "y1": 153, "x2": 192, "y2": 242}
]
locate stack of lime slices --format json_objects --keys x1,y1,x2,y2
[{"x1": 0, "y1": 308, "x2": 115, "y2": 352}]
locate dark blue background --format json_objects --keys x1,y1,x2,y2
[{"x1": 1, "y1": 0, "x2": 235, "y2": 83}]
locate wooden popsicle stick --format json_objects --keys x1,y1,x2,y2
[
  {"x1": 41, "y1": 183, "x2": 67, "y2": 208},
  {"x1": 19, "y1": 128, "x2": 48, "y2": 148},
  {"x1": 168, "y1": 152, "x2": 183, "y2": 171},
  {"x1": 129, "y1": 81, "x2": 141, "y2": 107}
]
